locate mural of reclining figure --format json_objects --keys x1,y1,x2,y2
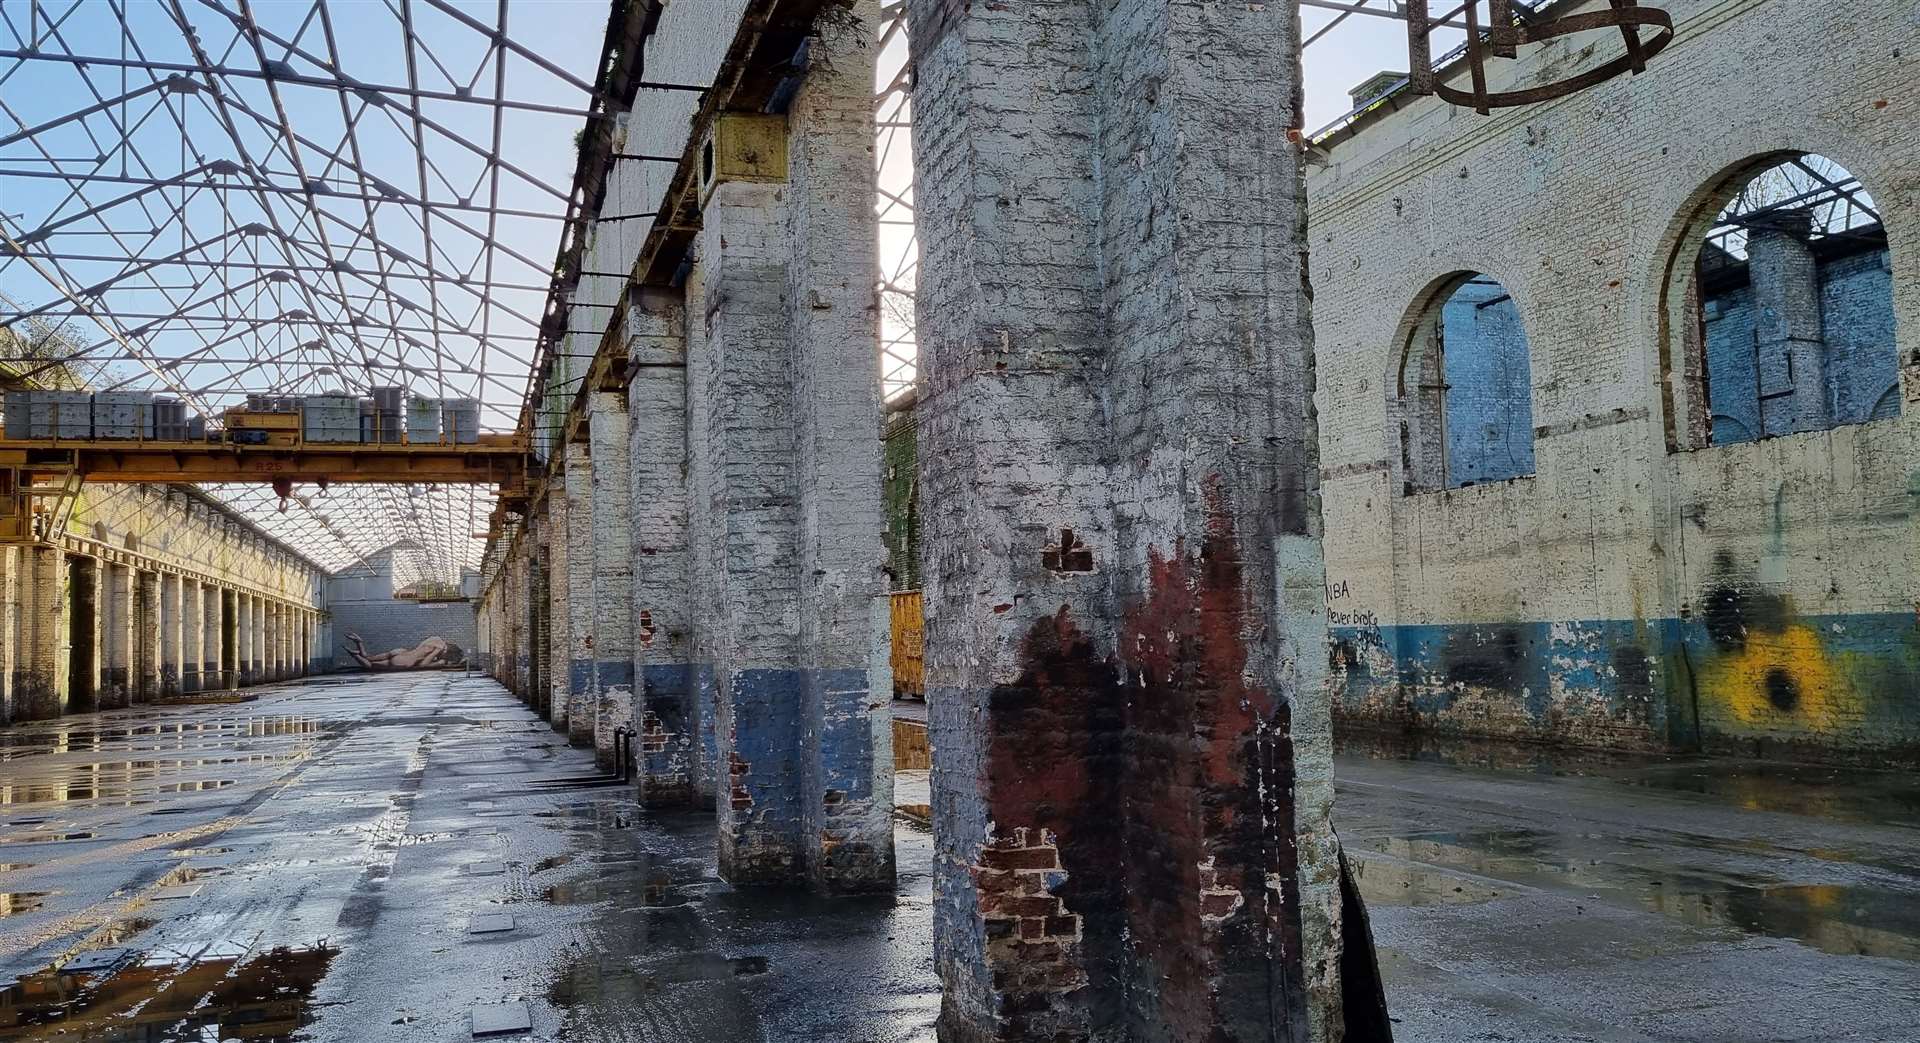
[{"x1": 345, "y1": 632, "x2": 465, "y2": 671}]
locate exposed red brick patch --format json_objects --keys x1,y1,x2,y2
[{"x1": 729, "y1": 752, "x2": 752, "y2": 810}]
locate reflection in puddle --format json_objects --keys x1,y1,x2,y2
[
  {"x1": 0, "y1": 833, "x2": 93, "y2": 847},
  {"x1": 0, "y1": 944, "x2": 338, "y2": 1042},
  {"x1": 91, "y1": 919, "x2": 158, "y2": 946},
  {"x1": 1371, "y1": 830, "x2": 1920, "y2": 960},
  {"x1": 1349, "y1": 858, "x2": 1502, "y2": 907},
  {"x1": 0, "y1": 894, "x2": 50, "y2": 918},
  {"x1": 1640, "y1": 882, "x2": 1920, "y2": 961}
]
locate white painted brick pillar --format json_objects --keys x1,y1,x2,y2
[
  {"x1": 787, "y1": 0, "x2": 893, "y2": 895},
  {"x1": 587, "y1": 391, "x2": 634, "y2": 771},
  {"x1": 275, "y1": 602, "x2": 289, "y2": 680},
  {"x1": 133, "y1": 570, "x2": 160, "y2": 703},
  {"x1": 305, "y1": 610, "x2": 320, "y2": 675},
  {"x1": 207, "y1": 587, "x2": 228, "y2": 690},
  {"x1": 251, "y1": 594, "x2": 267, "y2": 685},
  {"x1": 0, "y1": 547, "x2": 15, "y2": 724},
  {"x1": 545, "y1": 477, "x2": 570, "y2": 730},
  {"x1": 68, "y1": 555, "x2": 99, "y2": 712},
  {"x1": 15, "y1": 546, "x2": 64, "y2": 719},
  {"x1": 691, "y1": 179, "x2": 808, "y2": 884},
  {"x1": 99, "y1": 563, "x2": 134, "y2": 710},
  {"x1": 906, "y1": 1, "x2": 1386, "y2": 1039},
  {"x1": 627, "y1": 290, "x2": 704, "y2": 805},
  {"x1": 263, "y1": 600, "x2": 278, "y2": 682},
  {"x1": 235, "y1": 592, "x2": 252, "y2": 687},
  {"x1": 177, "y1": 578, "x2": 200, "y2": 693},
  {"x1": 564, "y1": 438, "x2": 597, "y2": 748}
]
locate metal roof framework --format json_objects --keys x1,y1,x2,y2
[
  {"x1": 2, "y1": 0, "x2": 1482, "y2": 583},
  {"x1": 1706, "y1": 155, "x2": 1883, "y2": 260},
  {"x1": 0, "y1": 0, "x2": 621, "y2": 584}
]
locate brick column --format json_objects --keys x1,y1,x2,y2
[
  {"x1": 68, "y1": 555, "x2": 99, "y2": 713},
  {"x1": 307, "y1": 610, "x2": 324, "y2": 675},
  {"x1": 251, "y1": 595, "x2": 266, "y2": 685},
  {"x1": 211, "y1": 587, "x2": 230, "y2": 690},
  {"x1": 134, "y1": 571, "x2": 160, "y2": 703},
  {"x1": 628, "y1": 291, "x2": 707, "y2": 806},
  {"x1": 178, "y1": 579, "x2": 201, "y2": 692},
  {"x1": 564, "y1": 438, "x2": 597, "y2": 748},
  {"x1": 95, "y1": 564, "x2": 128, "y2": 710},
  {"x1": 99, "y1": 562, "x2": 134, "y2": 710},
  {"x1": 907, "y1": 3, "x2": 1386, "y2": 1039},
  {"x1": 545, "y1": 481, "x2": 569, "y2": 730},
  {"x1": 523, "y1": 539, "x2": 543, "y2": 704},
  {"x1": 691, "y1": 178, "x2": 808, "y2": 883},
  {"x1": 0, "y1": 547, "x2": 15, "y2": 724},
  {"x1": 266, "y1": 602, "x2": 281, "y2": 682},
  {"x1": 787, "y1": 0, "x2": 893, "y2": 894},
  {"x1": 587, "y1": 392, "x2": 634, "y2": 770},
  {"x1": 230, "y1": 592, "x2": 247, "y2": 686},
  {"x1": 14, "y1": 546, "x2": 65, "y2": 719},
  {"x1": 502, "y1": 553, "x2": 520, "y2": 690},
  {"x1": 0, "y1": 548, "x2": 15, "y2": 724},
  {"x1": 1748, "y1": 209, "x2": 1829, "y2": 435}
]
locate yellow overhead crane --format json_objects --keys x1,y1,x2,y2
[{"x1": 0, "y1": 410, "x2": 529, "y2": 544}]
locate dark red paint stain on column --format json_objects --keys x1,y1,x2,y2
[{"x1": 981, "y1": 481, "x2": 1344, "y2": 1042}]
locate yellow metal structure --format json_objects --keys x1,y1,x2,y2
[
  {"x1": 222, "y1": 408, "x2": 303, "y2": 446},
  {"x1": 889, "y1": 589, "x2": 924, "y2": 700},
  {"x1": 0, "y1": 435, "x2": 528, "y2": 546}
]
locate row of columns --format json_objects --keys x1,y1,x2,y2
[
  {"x1": 476, "y1": 2, "x2": 1388, "y2": 1040},
  {"x1": 0, "y1": 544, "x2": 322, "y2": 726},
  {"x1": 477, "y1": 0, "x2": 892, "y2": 896}
]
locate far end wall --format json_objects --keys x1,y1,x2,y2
[{"x1": 325, "y1": 549, "x2": 478, "y2": 671}]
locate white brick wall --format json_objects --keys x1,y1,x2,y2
[{"x1": 1308, "y1": 0, "x2": 1920, "y2": 752}]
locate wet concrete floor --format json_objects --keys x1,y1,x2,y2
[
  {"x1": 1339, "y1": 735, "x2": 1920, "y2": 1042},
  {"x1": 0, "y1": 674, "x2": 933, "y2": 1041},
  {"x1": 0, "y1": 676, "x2": 1914, "y2": 1041}
]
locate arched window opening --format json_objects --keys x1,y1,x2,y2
[
  {"x1": 1397, "y1": 272, "x2": 1537, "y2": 493},
  {"x1": 1680, "y1": 155, "x2": 1896, "y2": 447}
]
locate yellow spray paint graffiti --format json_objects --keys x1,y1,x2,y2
[{"x1": 1696, "y1": 622, "x2": 1846, "y2": 732}]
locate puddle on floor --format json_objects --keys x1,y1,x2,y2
[
  {"x1": 91, "y1": 918, "x2": 159, "y2": 946},
  {"x1": 1350, "y1": 858, "x2": 1504, "y2": 907},
  {"x1": 1611, "y1": 762, "x2": 1920, "y2": 827},
  {"x1": 0, "y1": 832, "x2": 94, "y2": 846},
  {"x1": 0, "y1": 943, "x2": 339, "y2": 1041},
  {"x1": 1365, "y1": 829, "x2": 1920, "y2": 960},
  {"x1": 1639, "y1": 880, "x2": 1920, "y2": 961}
]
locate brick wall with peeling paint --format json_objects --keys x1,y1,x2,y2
[{"x1": 1309, "y1": 0, "x2": 1920, "y2": 763}]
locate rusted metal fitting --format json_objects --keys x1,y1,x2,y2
[{"x1": 1407, "y1": 0, "x2": 1675, "y2": 115}]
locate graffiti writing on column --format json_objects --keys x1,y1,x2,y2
[{"x1": 344, "y1": 632, "x2": 466, "y2": 671}]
